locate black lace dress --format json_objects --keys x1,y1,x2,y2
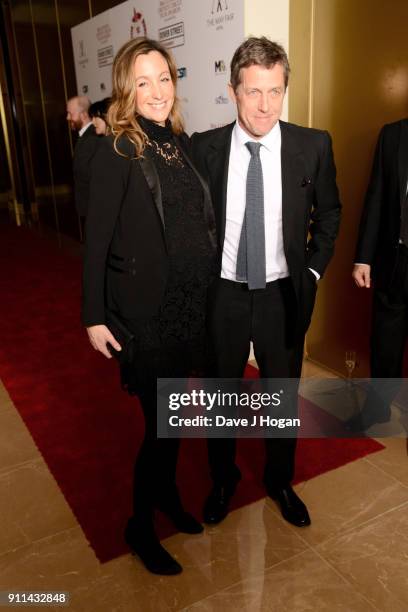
[{"x1": 120, "y1": 118, "x2": 216, "y2": 394}]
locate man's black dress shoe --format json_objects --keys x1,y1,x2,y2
[
  {"x1": 125, "y1": 519, "x2": 182, "y2": 575},
  {"x1": 203, "y1": 479, "x2": 239, "y2": 524},
  {"x1": 268, "y1": 485, "x2": 311, "y2": 527}
]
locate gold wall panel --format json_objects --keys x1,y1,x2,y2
[
  {"x1": 0, "y1": 49, "x2": 13, "y2": 201},
  {"x1": 290, "y1": 0, "x2": 408, "y2": 375},
  {"x1": 7, "y1": 0, "x2": 94, "y2": 238}
]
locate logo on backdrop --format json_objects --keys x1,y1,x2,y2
[
  {"x1": 215, "y1": 94, "x2": 228, "y2": 105},
  {"x1": 100, "y1": 82, "x2": 106, "y2": 91},
  {"x1": 130, "y1": 9, "x2": 147, "y2": 38},
  {"x1": 78, "y1": 40, "x2": 88, "y2": 68},
  {"x1": 207, "y1": 0, "x2": 234, "y2": 30},
  {"x1": 211, "y1": 0, "x2": 228, "y2": 13},
  {"x1": 96, "y1": 24, "x2": 111, "y2": 45},
  {"x1": 82, "y1": 85, "x2": 89, "y2": 94},
  {"x1": 177, "y1": 67, "x2": 187, "y2": 79},
  {"x1": 159, "y1": 0, "x2": 183, "y2": 23},
  {"x1": 158, "y1": 21, "x2": 185, "y2": 48},
  {"x1": 215, "y1": 60, "x2": 226, "y2": 74},
  {"x1": 97, "y1": 46, "x2": 114, "y2": 68}
]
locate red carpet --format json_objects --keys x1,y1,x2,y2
[{"x1": 0, "y1": 223, "x2": 384, "y2": 562}]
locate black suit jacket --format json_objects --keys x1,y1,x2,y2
[
  {"x1": 355, "y1": 119, "x2": 408, "y2": 289},
  {"x1": 191, "y1": 120, "x2": 341, "y2": 331},
  {"x1": 73, "y1": 123, "x2": 100, "y2": 217},
  {"x1": 82, "y1": 133, "x2": 216, "y2": 327}
]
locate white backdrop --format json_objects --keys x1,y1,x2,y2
[{"x1": 71, "y1": 0, "x2": 245, "y2": 133}]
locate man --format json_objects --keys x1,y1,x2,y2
[
  {"x1": 66, "y1": 96, "x2": 99, "y2": 217},
  {"x1": 192, "y1": 37, "x2": 341, "y2": 527},
  {"x1": 352, "y1": 118, "x2": 408, "y2": 430}
]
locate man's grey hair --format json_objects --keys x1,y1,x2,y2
[{"x1": 230, "y1": 37, "x2": 290, "y2": 91}]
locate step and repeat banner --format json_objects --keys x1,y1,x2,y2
[{"x1": 71, "y1": 0, "x2": 244, "y2": 133}]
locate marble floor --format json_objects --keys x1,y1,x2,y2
[{"x1": 0, "y1": 361, "x2": 407, "y2": 611}]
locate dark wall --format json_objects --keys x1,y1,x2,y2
[{"x1": 1, "y1": 0, "x2": 121, "y2": 238}]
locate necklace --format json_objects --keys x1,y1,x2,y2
[{"x1": 146, "y1": 139, "x2": 185, "y2": 167}]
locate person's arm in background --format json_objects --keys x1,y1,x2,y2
[{"x1": 352, "y1": 126, "x2": 385, "y2": 289}]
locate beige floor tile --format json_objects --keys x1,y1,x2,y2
[
  {"x1": 317, "y1": 502, "x2": 408, "y2": 612},
  {"x1": 0, "y1": 527, "x2": 169, "y2": 612},
  {"x1": 0, "y1": 405, "x2": 41, "y2": 474},
  {"x1": 266, "y1": 458, "x2": 408, "y2": 547},
  {"x1": 183, "y1": 549, "x2": 376, "y2": 611},
  {"x1": 114, "y1": 500, "x2": 308, "y2": 611},
  {"x1": 365, "y1": 437, "x2": 408, "y2": 487},
  {"x1": 0, "y1": 459, "x2": 77, "y2": 554}
]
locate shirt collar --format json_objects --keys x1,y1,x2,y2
[
  {"x1": 79, "y1": 122, "x2": 93, "y2": 137},
  {"x1": 233, "y1": 119, "x2": 281, "y2": 152}
]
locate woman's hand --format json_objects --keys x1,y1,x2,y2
[{"x1": 86, "y1": 324, "x2": 121, "y2": 359}]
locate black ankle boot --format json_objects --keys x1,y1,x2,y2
[{"x1": 124, "y1": 518, "x2": 182, "y2": 575}]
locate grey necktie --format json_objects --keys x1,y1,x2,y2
[{"x1": 236, "y1": 141, "x2": 266, "y2": 289}]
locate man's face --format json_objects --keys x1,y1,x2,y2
[
  {"x1": 229, "y1": 63, "x2": 286, "y2": 139},
  {"x1": 66, "y1": 100, "x2": 83, "y2": 131}
]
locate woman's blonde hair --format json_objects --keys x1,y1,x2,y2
[{"x1": 107, "y1": 37, "x2": 184, "y2": 157}]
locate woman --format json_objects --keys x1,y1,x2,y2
[
  {"x1": 89, "y1": 97, "x2": 111, "y2": 135},
  {"x1": 82, "y1": 38, "x2": 216, "y2": 575}
]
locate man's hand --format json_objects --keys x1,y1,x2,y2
[
  {"x1": 352, "y1": 264, "x2": 371, "y2": 288},
  {"x1": 86, "y1": 324, "x2": 122, "y2": 359}
]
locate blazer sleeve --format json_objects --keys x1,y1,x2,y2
[
  {"x1": 354, "y1": 127, "x2": 385, "y2": 264},
  {"x1": 307, "y1": 131, "x2": 342, "y2": 276},
  {"x1": 82, "y1": 136, "x2": 131, "y2": 326}
]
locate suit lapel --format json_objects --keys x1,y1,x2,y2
[
  {"x1": 280, "y1": 121, "x2": 306, "y2": 250},
  {"x1": 115, "y1": 134, "x2": 165, "y2": 230},
  {"x1": 398, "y1": 120, "x2": 408, "y2": 207},
  {"x1": 206, "y1": 123, "x2": 234, "y2": 248},
  {"x1": 138, "y1": 154, "x2": 165, "y2": 229},
  {"x1": 175, "y1": 136, "x2": 217, "y2": 250}
]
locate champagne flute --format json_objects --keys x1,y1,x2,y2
[{"x1": 345, "y1": 350, "x2": 356, "y2": 382}]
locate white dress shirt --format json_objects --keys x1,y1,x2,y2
[
  {"x1": 222, "y1": 120, "x2": 289, "y2": 282},
  {"x1": 79, "y1": 122, "x2": 93, "y2": 137}
]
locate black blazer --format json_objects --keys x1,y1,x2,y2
[
  {"x1": 191, "y1": 121, "x2": 341, "y2": 329},
  {"x1": 82, "y1": 132, "x2": 216, "y2": 327},
  {"x1": 73, "y1": 124, "x2": 100, "y2": 217},
  {"x1": 355, "y1": 119, "x2": 408, "y2": 289}
]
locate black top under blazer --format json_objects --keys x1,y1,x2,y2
[
  {"x1": 82, "y1": 132, "x2": 216, "y2": 327},
  {"x1": 355, "y1": 119, "x2": 408, "y2": 289}
]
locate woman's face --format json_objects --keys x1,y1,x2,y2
[
  {"x1": 92, "y1": 116, "x2": 107, "y2": 135},
  {"x1": 134, "y1": 50, "x2": 175, "y2": 126}
]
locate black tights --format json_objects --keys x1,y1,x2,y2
[{"x1": 132, "y1": 389, "x2": 180, "y2": 523}]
